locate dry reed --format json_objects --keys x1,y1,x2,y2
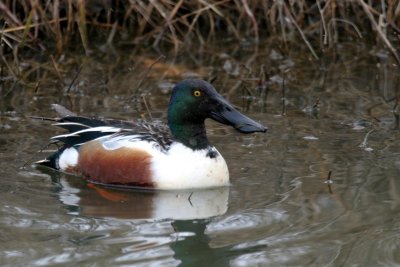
[
  {"x1": 0, "y1": 0, "x2": 399, "y2": 105},
  {"x1": 0, "y1": 0, "x2": 399, "y2": 61}
]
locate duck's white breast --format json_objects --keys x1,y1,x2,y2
[{"x1": 151, "y1": 143, "x2": 230, "y2": 190}]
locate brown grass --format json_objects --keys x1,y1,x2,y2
[
  {"x1": 1, "y1": 1, "x2": 399, "y2": 59},
  {"x1": 0, "y1": 0, "x2": 399, "y2": 102}
]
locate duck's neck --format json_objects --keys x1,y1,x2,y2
[{"x1": 168, "y1": 120, "x2": 210, "y2": 150}]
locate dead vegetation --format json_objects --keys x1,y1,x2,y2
[
  {"x1": 0, "y1": 0, "x2": 399, "y2": 107},
  {"x1": 1, "y1": 1, "x2": 399, "y2": 59}
]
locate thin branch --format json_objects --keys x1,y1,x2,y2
[
  {"x1": 358, "y1": 0, "x2": 400, "y2": 64},
  {"x1": 283, "y1": 3, "x2": 319, "y2": 60}
]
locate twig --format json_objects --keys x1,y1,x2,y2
[
  {"x1": 332, "y1": 19, "x2": 363, "y2": 39},
  {"x1": 77, "y1": 0, "x2": 89, "y2": 55},
  {"x1": 327, "y1": 170, "x2": 332, "y2": 182},
  {"x1": 358, "y1": 0, "x2": 400, "y2": 64},
  {"x1": 209, "y1": 76, "x2": 217, "y2": 84},
  {"x1": 393, "y1": 100, "x2": 399, "y2": 129},
  {"x1": 282, "y1": 72, "x2": 286, "y2": 116},
  {"x1": 50, "y1": 55, "x2": 63, "y2": 84},
  {"x1": 0, "y1": 1, "x2": 36, "y2": 42},
  {"x1": 106, "y1": 22, "x2": 118, "y2": 46},
  {"x1": 198, "y1": 0, "x2": 224, "y2": 17},
  {"x1": 34, "y1": 81, "x2": 40, "y2": 93},
  {"x1": 0, "y1": 2, "x2": 24, "y2": 26},
  {"x1": 312, "y1": 98, "x2": 320, "y2": 109},
  {"x1": 150, "y1": 0, "x2": 181, "y2": 52},
  {"x1": 66, "y1": 65, "x2": 82, "y2": 93},
  {"x1": 359, "y1": 129, "x2": 374, "y2": 151},
  {"x1": 316, "y1": 0, "x2": 328, "y2": 45},
  {"x1": 188, "y1": 192, "x2": 193, "y2": 207},
  {"x1": 283, "y1": 3, "x2": 319, "y2": 60},
  {"x1": 258, "y1": 65, "x2": 269, "y2": 113},
  {"x1": 324, "y1": 170, "x2": 333, "y2": 194},
  {"x1": 0, "y1": 53, "x2": 16, "y2": 80},
  {"x1": 241, "y1": 0, "x2": 259, "y2": 43},
  {"x1": 142, "y1": 95, "x2": 153, "y2": 121}
]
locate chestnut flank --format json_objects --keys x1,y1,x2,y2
[{"x1": 78, "y1": 140, "x2": 154, "y2": 188}]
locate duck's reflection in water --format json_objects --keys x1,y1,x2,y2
[{"x1": 56, "y1": 173, "x2": 229, "y2": 220}]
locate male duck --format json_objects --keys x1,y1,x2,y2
[{"x1": 36, "y1": 79, "x2": 267, "y2": 190}]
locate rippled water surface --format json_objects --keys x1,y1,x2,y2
[{"x1": 1, "y1": 45, "x2": 399, "y2": 266}]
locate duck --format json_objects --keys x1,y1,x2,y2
[{"x1": 35, "y1": 79, "x2": 267, "y2": 190}]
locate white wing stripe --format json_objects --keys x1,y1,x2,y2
[{"x1": 51, "y1": 126, "x2": 121, "y2": 140}]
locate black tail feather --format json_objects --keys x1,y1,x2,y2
[{"x1": 34, "y1": 147, "x2": 67, "y2": 170}]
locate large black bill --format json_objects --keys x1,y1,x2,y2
[{"x1": 210, "y1": 98, "x2": 267, "y2": 134}]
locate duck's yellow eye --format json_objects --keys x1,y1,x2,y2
[{"x1": 193, "y1": 90, "x2": 201, "y2": 97}]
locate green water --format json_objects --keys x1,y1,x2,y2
[{"x1": 0, "y1": 43, "x2": 399, "y2": 266}]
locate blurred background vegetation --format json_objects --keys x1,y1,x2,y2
[
  {"x1": 1, "y1": 1, "x2": 399, "y2": 56},
  {"x1": 0, "y1": 0, "x2": 399, "y2": 100}
]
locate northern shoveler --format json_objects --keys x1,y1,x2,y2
[{"x1": 35, "y1": 79, "x2": 267, "y2": 190}]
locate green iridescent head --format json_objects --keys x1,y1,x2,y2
[{"x1": 167, "y1": 79, "x2": 267, "y2": 150}]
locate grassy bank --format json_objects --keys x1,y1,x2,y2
[
  {"x1": 1, "y1": 0, "x2": 400, "y2": 103},
  {"x1": 1, "y1": 1, "x2": 399, "y2": 60}
]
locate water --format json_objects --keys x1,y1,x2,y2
[{"x1": 0, "y1": 44, "x2": 399, "y2": 266}]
